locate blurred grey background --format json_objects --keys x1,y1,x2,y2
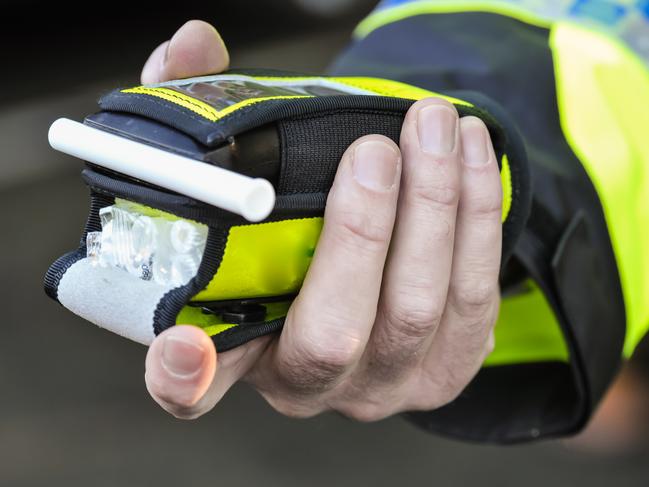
[{"x1": 1, "y1": 1, "x2": 649, "y2": 486}]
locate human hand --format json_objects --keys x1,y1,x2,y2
[{"x1": 143, "y1": 20, "x2": 502, "y2": 421}]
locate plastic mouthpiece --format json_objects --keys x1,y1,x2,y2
[{"x1": 48, "y1": 118, "x2": 276, "y2": 222}]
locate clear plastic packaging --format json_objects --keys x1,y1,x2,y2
[{"x1": 86, "y1": 204, "x2": 207, "y2": 287}]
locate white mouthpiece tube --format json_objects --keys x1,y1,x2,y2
[{"x1": 48, "y1": 118, "x2": 276, "y2": 222}]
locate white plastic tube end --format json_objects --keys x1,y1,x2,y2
[{"x1": 242, "y1": 179, "x2": 276, "y2": 222}]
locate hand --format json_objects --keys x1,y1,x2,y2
[{"x1": 143, "y1": 21, "x2": 502, "y2": 421}]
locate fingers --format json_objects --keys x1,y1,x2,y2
[
  {"x1": 362, "y1": 98, "x2": 461, "y2": 381},
  {"x1": 141, "y1": 20, "x2": 229, "y2": 84},
  {"x1": 249, "y1": 135, "x2": 401, "y2": 408},
  {"x1": 145, "y1": 325, "x2": 266, "y2": 419},
  {"x1": 144, "y1": 111, "x2": 501, "y2": 422},
  {"x1": 420, "y1": 116, "x2": 502, "y2": 406}
]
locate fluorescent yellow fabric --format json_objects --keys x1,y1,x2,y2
[
  {"x1": 177, "y1": 301, "x2": 292, "y2": 336},
  {"x1": 501, "y1": 155, "x2": 512, "y2": 223},
  {"x1": 192, "y1": 218, "x2": 324, "y2": 302},
  {"x1": 353, "y1": 0, "x2": 552, "y2": 39},
  {"x1": 551, "y1": 22, "x2": 649, "y2": 357},
  {"x1": 332, "y1": 77, "x2": 470, "y2": 106},
  {"x1": 114, "y1": 198, "x2": 202, "y2": 221},
  {"x1": 486, "y1": 282, "x2": 568, "y2": 365}
]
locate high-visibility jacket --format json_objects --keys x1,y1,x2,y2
[{"x1": 327, "y1": 0, "x2": 649, "y2": 443}]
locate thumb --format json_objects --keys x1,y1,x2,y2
[
  {"x1": 141, "y1": 20, "x2": 230, "y2": 84},
  {"x1": 145, "y1": 325, "x2": 268, "y2": 419}
]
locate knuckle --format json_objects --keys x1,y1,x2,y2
[
  {"x1": 463, "y1": 168, "x2": 503, "y2": 217},
  {"x1": 450, "y1": 279, "x2": 498, "y2": 315},
  {"x1": 382, "y1": 300, "x2": 443, "y2": 341},
  {"x1": 277, "y1": 336, "x2": 361, "y2": 393},
  {"x1": 364, "y1": 339, "x2": 416, "y2": 383},
  {"x1": 300, "y1": 328, "x2": 363, "y2": 368},
  {"x1": 305, "y1": 341, "x2": 359, "y2": 372},
  {"x1": 410, "y1": 179, "x2": 460, "y2": 210},
  {"x1": 467, "y1": 191, "x2": 503, "y2": 218},
  {"x1": 331, "y1": 210, "x2": 392, "y2": 254}
]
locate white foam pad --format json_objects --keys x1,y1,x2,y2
[{"x1": 57, "y1": 258, "x2": 174, "y2": 345}]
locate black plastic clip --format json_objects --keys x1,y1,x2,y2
[{"x1": 191, "y1": 294, "x2": 296, "y2": 326}]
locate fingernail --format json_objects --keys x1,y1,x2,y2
[
  {"x1": 462, "y1": 119, "x2": 491, "y2": 167},
  {"x1": 352, "y1": 140, "x2": 399, "y2": 191},
  {"x1": 161, "y1": 335, "x2": 205, "y2": 378},
  {"x1": 417, "y1": 105, "x2": 457, "y2": 155}
]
